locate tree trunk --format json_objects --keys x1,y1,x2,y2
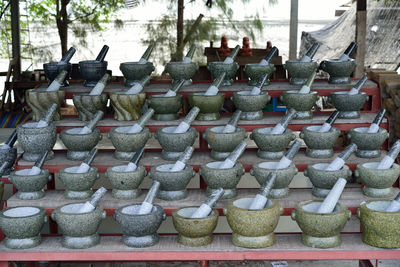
[
  {"x1": 55, "y1": 0, "x2": 70, "y2": 57},
  {"x1": 175, "y1": 0, "x2": 184, "y2": 61}
]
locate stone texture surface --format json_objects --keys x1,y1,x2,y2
[
  {"x1": 106, "y1": 165, "x2": 146, "y2": 199},
  {"x1": 79, "y1": 60, "x2": 108, "y2": 87},
  {"x1": 60, "y1": 128, "x2": 102, "y2": 161},
  {"x1": 9, "y1": 169, "x2": 51, "y2": 200},
  {"x1": 109, "y1": 92, "x2": 147, "y2": 121},
  {"x1": 155, "y1": 127, "x2": 198, "y2": 161},
  {"x1": 232, "y1": 92, "x2": 271, "y2": 120},
  {"x1": 250, "y1": 128, "x2": 296, "y2": 159},
  {"x1": 73, "y1": 94, "x2": 108, "y2": 121},
  {"x1": 300, "y1": 126, "x2": 341, "y2": 158},
  {"x1": 109, "y1": 127, "x2": 152, "y2": 160},
  {"x1": 243, "y1": 63, "x2": 276, "y2": 86},
  {"x1": 283, "y1": 60, "x2": 318, "y2": 85},
  {"x1": 165, "y1": 62, "x2": 199, "y2": 85},
  {"x1": 188, "y1": 93, "x2": 225, "y2": 121},
  {"x1": 26, "y1": 90, "x2": 65, "y2": 121},
  {"x1": 207, "y1": 62, "x2": 239, "y2": 86},
  {"x1": 320, "y1": 59, "x2": 357, "y2": 84},
  {"x1": 281, "y1": 91, "x2": 319, "y2": 119},
  {"x1": 58, "y1": 167, "x2": 99, "y2": 199},
  {"x1": 120, "y1": 62, "x2": 155, "y2": 87},
  {"x1": 330, "y1": 93, "x2": 368, "y2": 119},
  {"x1": 43, "y1": 61, "x2": 71, "y2": 86},
  {"x1": 348, "y1": 127, "x2": 389, "y2": 158},
  {"x1": 148, "y1": 94, "x2": 183, "y2": 121}
]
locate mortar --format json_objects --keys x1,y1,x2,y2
[
  {"x1": 172, "y1": 207, "x2": 218, "y2": 246},
  {"x1": 58, "y1": 166, "x2": 99, "y2": 199},
  {"x1": 188, "y1": 93, "x2": 225, "y2": 121},
  {"x1": 243, "y1": 63, "x2": 276, "y2": 86},
  {"x1": 224, "y1": 197, "x2": 282, "y2": 248},
  {"x1": 320, "y1": 59, "x2": 357, "y2": 84},
  {"x1": 0, "y1": 206, "x2": 46, "y2": 249},
  {"x1": 109, "y1": 127, "x2": 152, "y2": 160},
  {"x1": 250, "y1": 162, "x2": 298, "y2": 198},
  {"x1": 232, "y1": 91, "x2": 270, "y2": 120},
  {"x1": 155, "y1": 126, "x2": 198, "y2": 161},
  {"x1": 9, "y1": 169, "x2": 51, "y2": 200},
  {"x1": 0, "y1": 146, "x2": 17, "y2": 175},
  {"x1": 43, "y1": 62, "x2": 71, "y2": 86},
  {"x1": 106, "y1": 165, "x2": 146, "y2": 199},
  {"x1": 60, "y1": 128, "x2": 102, "y2": 161},
  {"x1": 147, "y1": 94, "x2": 183, "y2": 121},
  {"x1": 165, "y1": 62, "x2": 199, "y2": 86},
  {"x1": 79, "y1": 60, "x2": 108, "y2": 87},
  {"x1": 283, "y1": 60, "x2": 318, "y2": 85},
  {"x1": 120, "y1": 62, "x2": 155, "y2": 87},
  {"x1": 348, "y1": 127, "x2": 388, "y2": 158},
  {"x1": 304, "y1": 163, "x2": 352, "y2": 198},
  {"x1": 280, "y1": 91, "x2": 319, "y2": 119},
  {"x1": 203, "y1": 126, "x2": 247, "y2": 160},
  {"x1": 26, "y1": 90, "x2": 65, "y2": 121},
  {"x1": 358, "y1": 200, "x2": 400, "y2": 248},
  {"x1": 300, "y1": 125, "x2": 340, "y2": 158},
  {"x1": 73, "y1": 94, "x2": 108, "y2": 121},
  {"x1": 114, "y1": 204, "x2": 166, "y2": 247},
  {"x1": 291, "y1": 200, "x2": 351, "y2": 248},
  {"x1": 51, "y1": 203, "x2": 106, "y2": 249},
  {"x1": 355, "y1": 162, "x2": 400, "y2": 198},
  {"x1": 250, "y1": 128, "x2": 296, "y2": 159},
  {"x1": 199, "y1": 162, "x2": 245, "y2": 199},
  {"x1": 207, "y1": 62, "x2": 239, "y2": 86},
  {"x1": 109, "y1": 92, "x2": 146, "y2": 121},
  {"x1": 330, "y1": 91, "x2": 368, "y2": 119},
  {"x1": 17, "y1": 122, "x2": 57, "y2": 162}
]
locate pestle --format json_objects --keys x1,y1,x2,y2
[
  {"x1": 28, "y1": 151, "x2": 49, "y2": 175},
  {"x1": 95, "y1": 45, "x2": 109, "y2": 62},
  {"x1": 78, "y1": 111, "x2": 104, "y2": 134},
  {"x1": 385, "y1": 193, "x2": 400, "y2": 212},
  {"x1": 78, "y1": 187, "x2": 107, "y2": 213},
  {"x1": 89, "y1": 73, "x2": 109, "y2": 96},
  {"x1": 191, "y1": 187, "x2": 224, "y2": 218},
  {"x1": 0, "y1": 161, "x2": 8, "y2": 176},
  {"x1": 316, "y1": 177, "x2": 347, "y2": 213},
  {"x1": 173, "y1": 107, "x2": 200, "y2": 133},
  {"x1": 298, "y1": 71, "x2": 317, "y2": 94},
  {"x1": 259, "y1": 46, "x2": 278, "y2": 66},
  {"x1": 366, "y1": 108, "x2": 386, "y2": 133},
  {"x1": 338, "y1": 42, "x2": 356, "y2": 62},
  {"x1": 164, "y1": 79, "x2": 185, "y2": 97},
  {"x1": 46, "y1": 70, "x2": 68, "y2": 91},
  {"x1": 347, "y1": 75, "x2": 368, "y2": 95},
  {"x1": 0, "y1": 129, "x2": 17, "y2": 149},
  {"x1": 317, "y1": 111, "x2": 340, "y2": 132},
  {"x1": 124, "y1": 75, "x2": 151, "y2": 95},
  {"x1": 223, "y1": 45, "x2": 240, "y2": 64},
  {"x1": 170, "y1": 146, "x2": 194, "y2": 172},
  {"x1": 248, "y1": 172, "x2": 277, "y2": 210},
  {"x1": 138, "y1": 180, "x2": 160, "y2": 214},
  {"x1": 204, "y1": 72, "x2": 226, "y2": 96},
  {"x1": 123, "y1": 147, "x2": 145, "y2": 172},
  {"x1": 376, "y1": 139, "x2": 400, "y2": 170},
  {"x1": 218, "y1": 141, "x2": 247, "y2": 169},
  {"x1": 182, "y1": 44, "x2": 196, "y2": 63},
  {"x1": 270, "y1": 108, "x2": 297, "y2": 134},
  {"x1": 250, "y1": 73, "x2": 270, "y2": 95},
  {"x1": 275, "y1": 139, "x2": 301, "y2": 169},
  {"x1": 74, "y1": 148, "x2": 98, "y2": 174},
  {"x1": 36, "y1": 103, "x2": 58, "y2": 128},
  {"x1": 222, "y1": 110, "x2": 242, "y2": 133},
  {"x1": 126, "y1": 108, "x2": 155, "y2": 134},
  {"x1": 137, "y1": 44, "x2": 154, "y2": 64},
  {"x1": 59, "y1": 47, "x2": 76, "y2": 65},
  {"x1": 325, "y1": 143, "x2": 357, "y2": 171},
  {"x1": 299, "y1": 43, "x2": 320, "y2": 63}
]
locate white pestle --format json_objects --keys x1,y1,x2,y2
[
  {"x1": 223, "y1": 45, "x2": 240, "y2": 64},
  {"x1": 173, "y1": 107, "x2": 200, "y2": 134},
  {"x1": 222, "y1": 110, "x2": 241, "y2": 133},
  {"x1": 338, "y1": 42, "x2": 356, "y2": 62},
  {"x1": 204, "y1": 72, "x2": 226, "y2": 96},
  {"x1": 46, "y1": 70, "x2": 68, "y2": 92},
  {"x1": 248, "y1": 172, "x2": 277, "y2": 210},
  {"x1": 28, "y1": 151, "x2": 49, "y2": 175},
  {"x1": 124, "y1": 75, "x2": 151, "y2": 95},
  {"x1": 191, "y1": 187, "x2": 225, "y2": 218},
  {"x1": 347, "y1": 74, "x2": 368, "y2": 95},
  {"x1": 123, "y1": 147, "x2": 145, "y2": 172},
  {"x1": 0, "y1": 129, "x2": 17, "y2": 149},
  {"x1": 325, "y1": 143, "x2": 357, "y2": 171},
  {"x1": 74, "y1": 148, "x2": 98, "y2": 174},
  {"x1": 275, "y1": 140, "x2": 301, "y2": 169},
  {"x1": 138, "y1": 181, "x2": 160, "y2": 215},
  {"x1": 78, "y1": 111, "x2": 104, "y2": 134},
  {"x1": 163, "y1": 79, "x2": 185, "y2": 97},
  {"x1": 385, "y1": 193, "x2": 400, "y2": 212},
  {"x1": 170, "y1": 146, "x2": 194, "y2": 172},
  {"x1": 137, "y1": 44, "x2": 154, "y2": 64},
  {"x1": 78, "y1": 187, "x2": 107, "y2": 213},
  {"x1": 249, "y1": 73, "x2": 270, "y2": 95},
  {"x1": 376, "y1": 139, "x2": 400, "y2": 170},
  {"x1": 36, "y1": 103, "x2": 58, "y2": 128},
  {"x1": 218, "y1": 141, "x2": 247, "y2": 169},
  {"x1": 366, "y1": 108, "x2": 386, "y2": 133},
  {"x1": 182, "y1": 44, "x2": 196, "y2": 63},
  {"x1": 316, "y1": 178, "x2": 347, "y2": 214},
  {"x1": 89, "y1": 73, "x2": 109, "y2": 95},
  {"x1": 297, "y1": 71, "x2": 316, "y2": 94},
  {"x1": 299, "y1": 43, "x2": 320, "y2": 62},
  {"x1": 126, "y1": 108, "x2": 154, "y2": 134},
  {"x1": 259, "y1": 46, "x2": 278, "y2": 66},
  {"x1": 317, "y1": 111, "x2": 340, "y2": 133},
  {"x1": 270, "y1": 108, "x2": 296, "y2": 134}
]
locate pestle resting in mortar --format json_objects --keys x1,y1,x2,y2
[
  {"x1": 204, "y1": 72, "x2": 226, "y2": 96},
  {"x1": 223, "y1": 45, "x2": 240, "y2": 64},
  {"x1": 0, "y1": 129, "x2": 17, "y2": 150},
  {"x1": 73, "y1": 148, "x2": 98, "y2": 174},
  {"x1": 123, "y1": 147, "x2": 145, "y2": 172},
  {"x1": 259, "y1": 46, "x2": 278, "y2": 66},
  {"x1": 191, "y1": 187, "x2": 225, "y2": 218},
  {"x1": 125, "y1": 108, "x2": 154, "y2": 134},
  {"x1": 316, "y1": 177, "x2": 347, "y2": 214},
  {"x1": 365, "y1": 108, "x2": 386, "y2": 133},
  {"x1": 377, "y1": 139, "x2": 400, "y2": 170},
  {"x1": 317, "y1": 111, "x2": 340, "y2": 132},
  {"x1": 248, "y1": 172, "x2": 277, "y2": 210},
  {"x1": 45, "y1": 70, "x2": 68, "y2": 92},
  {"x1": 218, "y1": 141, "x2": 247, "y2": 169},
  {"x1": 164, "y1": 79, "x2": 185, "y2": 97},
  {"x1": 275, "y1": 139, "x2": 301, "y2": 169},
  {"x1": 182, "y1": 44, "x2": 196, "y2": 63},
  {"x1": 297, "y1": 71, "x2": 317, "y2": 94},
  {"x1": 170, "y1": 146, "x2": 194, "y2": 172},
  {"x1": 325, "y1": 143, "x2": 357, "y2": 171},
  {"x1": 249, "y1": 73, "x2": 270, "y2": 95},
  {"x1": 299, "y1": 43, "x2": 320, "y2": 63},
  {"x1": 337, "y1": 42, "x2": 356, "y2": 62},
  {"x1": 270, "y1": 108, "x2": 296, "y2": 134},
  {"x1": 78, "y1": 111, "x2": 104, "y2": 134},
  {"x1": 78, "y1": 187, "x2": 107, "y2": 213},
  {"x1": 36, "y1": 103, "x2": 58, "y2": 128},
  {"x1": 347, "y1": 74, "x2": 368, "y2": 95},
  {"x1": 138, "y1": 180, "x2": 161, "y2": 215},
  {"x1": 89, "y1": 73, "x2": 109, "y2": 96},
  {"x1": 137, "y1": 44, "x2": 154, "y2": 64},
  {"x1": 124, "y1": 75, "x2": 151, "y2": 95},
  {"x1": 28, "y1": 151, "x2": 49, "y2": 175},
  {"x1": 222, "y1": 110, "x2": 241, "y2": 133},
  {"x1": 173, "y1": 107, "x2": 200, "y2": 133},
  {"x1": 385, "y1": 193, "x2": 400, "y2": 212}
]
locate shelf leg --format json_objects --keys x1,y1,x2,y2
[
  {"x1": 0, "y1": 261, "x2": 8, "y2": 267},
  {"x1": 359, "y1": 259, "x2": 374, "y2": 267},
  {"x1": 200, "y1": 260, "x2": 209, "y2": 267}
]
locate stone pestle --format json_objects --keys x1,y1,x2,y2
[
  {"x1": 89, "y1": 73, "x2": 109, "y2": 96},
  {"x1": 259, "y1": 46, "x2": 278, "y2": 66},
  {"x1": 95, "y1": 45, "x2": 109, "y2": 62},
  {"x1": 338, "y1": 42, "x2": 356, "y2": 62},
  {"x1": 270, "y1": 108, "x2": 296, "y2": 134},
  {"x1": 325, "y1": 143, "x2": 357, "y2": 171},
  {"x1": 218, "y1": 141, "x2": 247, "y2": 169},
  {"x1": 138, "y1": 44, "x2": 154, "y2": 64},
  {"x1": 385, "y1": 193, "x2": 400, "y2": 212},
  {"x1": 377, "y1": 139, "x2": 400, "y2": 170},
  {"x1": 170, "y1": 146, "x2": 194, "y2": 172},
  {"x1": 78, "y1": 111, "x2": 104, "y2": 134},
  {"x1": 124, "y1": 75, "x2": 151, "y2": 95},
  {"x1": 74, "y1": 148, "x2": 98, "y2": 174},
  {"x1": 173, "y1": 107, "x2": 200, "y2": 133},
  {"x1": 366, "y1": 108, "x2": 386, "y2": 133},
  {"x1": 36, "y1": 103, "x2": 58, "y2": 128},
  {"x1": 204, "y1": 72, "x2": 226, "y2": 96},
  {"x1": 138, "y1": 181, "x2": 161, "y2": 215},
  {"x1": 124, "y1": 147, "x2": 145, "y2": 172},
  {"x1": 164, "y1": 79, "x2": 185, "y2": 97},
  {"x1": 298, "y1": 71, "x2": 317, "y2": 94},
  {"x1": 317, "y1": 111, "x2": 340, "y2": 133},
  {"x1": 191, "y1": 187, "x2": 225, "y2": 218},
  {"x1": 78, "y1": 187, "x2": 107, "y2": 213},
  {"x1": 28, "y1": 151, "x2": 49, "y2": 176},
  {"x1": 182, "y1": 44, "x2": 196, "y2": 63},
  {"x1": 299, "y1": 43, "x2": 320, "y2": 63},
  {"x1": 59, "y1": 47, "x2": 76, "y2": 64},
  {"x1": 223, "y1": 45, "x2": 240, "y2": 64},
  {"x1": 248, "y1": 172, "x2": 277, "y2": 210},
  {"x1": 250, "y1": 73, "x2": 270, "y2": 95},
  {"x1": 1, "y1": 129, "x2": 17, "y2": 149},
  {"x1": 275, "y1": 139, "x2": 301, "y2": 169},
  {"x1": 222, "y1": 110, "x2": 241, "y2": 133},
  {"x1": 46, "y1": 70, "x2": 68, "y2": 92},
  {"x1": 126, "y1": 108, "x2": 155, "y2": 134},
  {"x1": 347, "y1": 74, "x2": 368, "y2": 95},
  {"x1": 316, "y1": 178, "x2": 347, "y2": 214}
]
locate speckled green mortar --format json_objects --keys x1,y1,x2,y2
[
  {"x1": 224, "y1": 197, "x2": 282, "y2": 248},
  {"x1": 283, "y1": 60, "x2": 318, "y2": 85},
  {"x1": 26, "y1": 90, "x2": 65, "y2": 121},
  {"x1": 60, "y1": 128, "x2": 102, "y2": 161},
  {"x1": 52, "y1": 203, "x2": 106, "y2": 249},
  {"x1": 120, "y1": 62, "x2": 155, "y2": 87},
  {"x1": 300, "y1": 126, "x2": 340, "y2": 158},
  {"x1": 280, "y1": 91, "x2": 319, "y2": 119},
  {"x1": 250, "y1": 162, "x2": 298, "y2": 198},
  {"x1": 348, "y1": 127, "x2": 388, "y2": 158},
  {"x1": 358, "y1": 200, "x2": 400, "y2": 248},
  {"x1": 73, "y1": 94, "x2": 108, "y2": 121},
  {"x1": 155, "y1": 126, "x2": 198, "y2": 161},
  {"x1": 165, "y1": 62, "x2": 199, "y2": 86},
  {"x1": 200, "y1": 162, "x2": 245, "y2": 199},
  {"x1": 292, "y1": 200, "x2": 351, "y2": 248},
  {"x1": 304, "y1": 163, "x2": 352, "y2": 198},
  {"x1": 330, "y1": 92, "x2": 368, "y2": 119},
  {"x1": 17, "y1": 122, "x2": 57, "y2": 162},
  {"x1": 320, "y1": 59, "x2": 357, "y2": 84},
  {"x1": 147, "y1": 94, "x2": 183, "y2": 121},
  {"x1": 355, "y1": 162, "x2": 400, "y2": 198},
  {"x1": 105, "y1": 165, "x2": 146, "y2": 199},
  {"x1": 114, "y1": 204, "x2": 166, "y2": 247},
  {"x1": 58, "y1": 166, "x2": 99, "y2": 199},
  {"x1": 243, "y1": 64, "x2": 276, "y2": 86},
  {"x1": 0, "y1": 206, "x2": 46, "y2": 249},
  {"x1": 172, "y1": 207, "x2": 219, "y2": 246},
  {"x1": 250, "y1": 128, "x2": 296, "y2": 159},
  {"x1": 232, "y1": 91, "x2": 270, "y2": 120},
  {"x1": 0, "y1": 146, "x2": 17, "y2": 175},
  {"x1": 109, "y1": 92, "x2": 146, "y2": 121},
  {"x1": 149, "y1": 164, "x2": 196, "y2": 200},
  {"x1": 188, "y1": 93, "x2": 225, "y2": 121},
  {"x1": 79, "y1": 60, "x2": 108, "y2": 87},
  {"x1": 203, "y1": 126, "x2": 247, "y2": 160},
  {"x1": 207, "y1": 62, "x2": 239, "y2": 86},
  {"x1": 9, "y1": 169, "x2": 51, "y2": 200},
  {"x1": 109, "y1": 127, "x2": 152, "y2": 160}
]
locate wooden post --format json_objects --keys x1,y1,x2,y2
[
  {"x1": 10, "y1": 0, "x2": 21, "y2": 80},
  {"x1": 289, "y1": 0, "x2": 299, "y2": 60},
  {"x1": 355, "y1": 0, "x2": 367, "y2": 78},
  {"x1": 176, "y1": 0, "x2": 184, "y2": 61}
]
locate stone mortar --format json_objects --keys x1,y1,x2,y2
[
  {"x1": 60, "y1": 128, "x2": 102, "y2": 161},
  {"x1": 106, "y1": 165, "x2": 146, "y2": 199},
  {"x1": 79, "y1": 60, "x2": 108, "y2": 87},
  {"x1": 250, "y1": 128, "x2": 296, "y2": 159},
  {"x1": 0, "y1": 146, "x2": 17, "y2": 175},
  {"x1": 120, "y1": 62, "x2": 155, "y2": 87},
  {"x1": 188, "y1": 93, "x2": 225, "y2": 121},
  {"x1": 280, "y1": 91, "x2": 319, "y2": 119},
  {"x1": 330, "y1": 92, "x2": 369, "y2": 119},
  {"x1": 165, "y1": 62, "x2": 199, "y2": 86},
  {"x1": 58, "y1": 166, "x2": 99, "y2": 199},
  {"x1": 73, "y1": 94, "x2": 108, "y2": 121},
  {"x1": 43, "y1": 62, "x2": 71, "y2": 86},
  {"x1": 9, "y1": 169, "x2": 51, "y2": 200},
  {"x1": 25, "y1": 90, "x2": 65, "y2": 121},
  {"x1": 348, "y1": 127, "x2": 388, "y2": 158},
  {"x1": 320, "y1": 59, "x2": 357, "y2": 84},
  {"x1": 109, "y1": 92, "x2": 146, "y2": 121},
  {"x1": 300, "y1": 126, "x2": 340, "y2": 158},
  {"x1": 109, "y1": 127, "x2": 152, "y2": 160},
  {"x1": 147, "y1": 94, "x2": 183, "y2": 121},
  {"x1": 243, "y1": 63, "x2": 276, "y2": 86},
  {"x1": 283, "y1": 60, "x2": 318, "y2": 85},
  {"x1": 207, "y1": 62, "x2": 239, "y2": 86},
  {"x1": 232, "y1": 91, "x2": 271, "y2": 120}
]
